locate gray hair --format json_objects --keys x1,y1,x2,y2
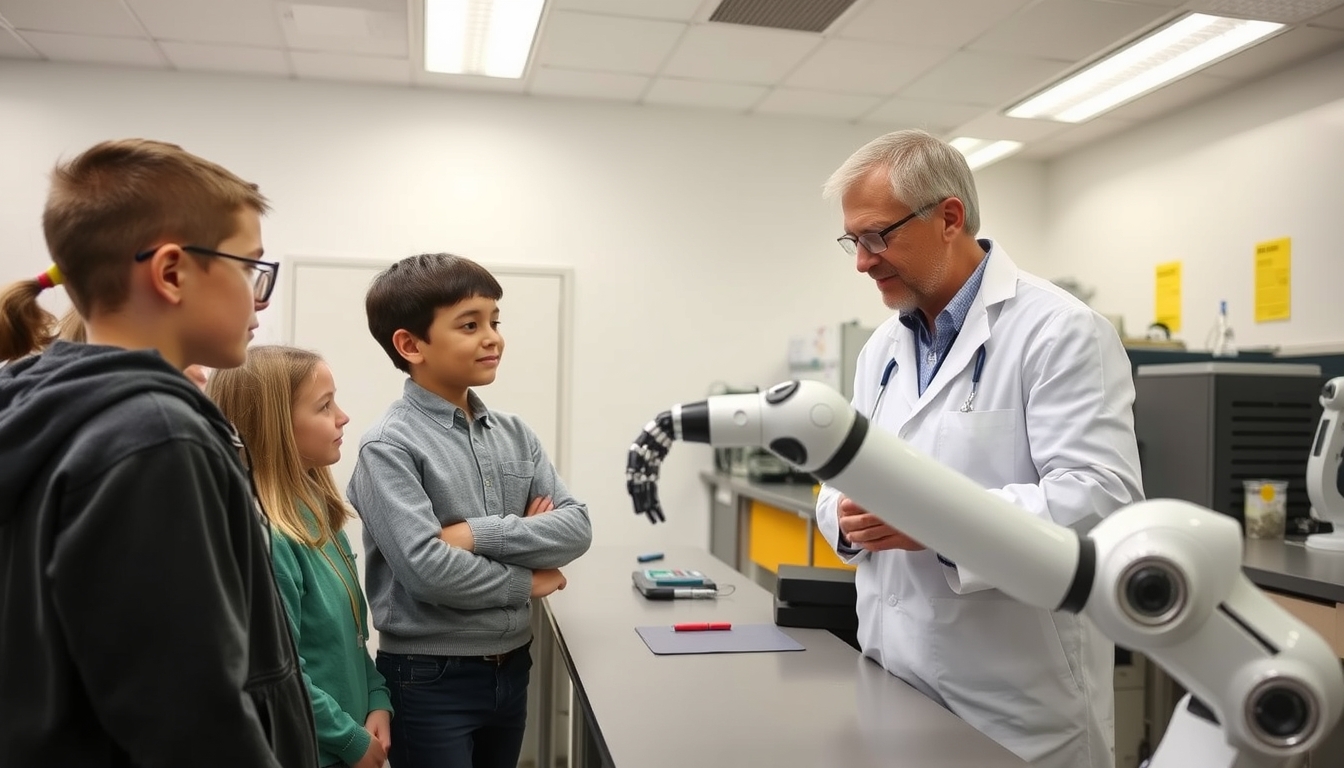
[{"x1": 823, "y1": 129, "x2": 981, "y2": 237}]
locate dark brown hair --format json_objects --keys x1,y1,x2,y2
[{"x1": 365, "y1": 253, "x2": 503, "y2": 373}]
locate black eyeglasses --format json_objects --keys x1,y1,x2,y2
[
  {"x1": 134, "y1": 245, "x2": 280, "y2": 303},
  {"x1": 837, "y1": 202, "x2": 937, "y2": 256}
]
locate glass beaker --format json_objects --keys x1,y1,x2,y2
[{"x1": 1243, "y1": 480, "x2": 1288, "y2": 539}]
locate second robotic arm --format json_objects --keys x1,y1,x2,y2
[{"x1": 627, "y1": 380, "x2": 1343, "y2": 768}]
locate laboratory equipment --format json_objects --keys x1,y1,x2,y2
[
  {"x1": 1208, "y1": 300, "x2": 1238, "y2": 358},
  {"x1": 1305, "y1": 377, "x2": 1344, "y2": 551},
  {"x1": 1133, "y1": 362, "x2": 1323, "y2": 530}
]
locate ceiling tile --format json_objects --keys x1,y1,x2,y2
[
  {"x1": 861, "y1": 98, "x2": 990, "y2": 130},
  {"x1": 291, "y1": 50, "x2": 410, "y2": 84},
  {"x1": 1101, "y1": 71, "x2": 1238, "y2": 121},
  {"x1": 899, "y1": 51, "x2": 1072, "y2": 107},
  {"x1": 968, "y1": 0, "x2": 1172, "y2": 61},
  {"x1": 1200, "y1": 25, "x2": 1344, "y2": 79},
  {"x1": 1113, "y1": 0, "x2": 1189, "y2": 6},
  {"x1": 952, "y1": 113, "x2": 1072, "y2": 143},
  {"x1": 534, "y1": 11, "x2": 684, "y2": 75},
  {"x1": 528, "y1": 67, "x2": 648, "y2": 100},
  {"x1": 126, "y1": 0, "x2": 285, "y2": 47},
  {"x1": 1188, "y1": 0, "x2": 1344, "y2": 24},
  {"x1": 1308, "y1": 4, "x2": 1344, "y2": 28},
  {"x1": 661, "y1": 23, "x2": 820, "y2": 85},
  {"x1": 21, "y1": 31, "x2": 164, "y2": 66},
  {"x1": 754, "y1": 88, "x2": 882, "y2": 120},
  {"x1": 835, "y1": 0, "x2": 1033, "y2": 48},
  {"x1": 783, "y1": 39, "x2": 952, "y2": 95},
  {"x1": 643, "y1": 78, "x2": 767, "y2": 109},
  {"x1": 0, "y1": 27, "x2": 38, "y2": 58},
  {"x1": 550, "y1": 0, "x2": 705, "y2": 21},
  {"x1": 0, "y1": 0, "x2": 144, "y2": 36},
  {"x1": 160, "y1": 41, "x2": 291, "y2": 76},
  {"x1": 279, "y1": 3, "x2": 407, "y2": 57}
]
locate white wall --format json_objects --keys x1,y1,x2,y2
[
  {"x1": 1044, "y1": 47, "x2": 1344, "y2": 351},
  {"x1": 0, "y1": 61, "x2": 1047, "y2": 550}
]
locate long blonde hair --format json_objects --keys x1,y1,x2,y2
[{"x1": 206, "y1": 345, "x2": 348, "y2": 547}]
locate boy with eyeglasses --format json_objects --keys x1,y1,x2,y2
[{"x1": 0, "y1": 138, "x2": 317, "y2": 767}]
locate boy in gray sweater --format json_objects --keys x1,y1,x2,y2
[{"x1": 348, "y1": 253, "x2": 592, "y2": 768}]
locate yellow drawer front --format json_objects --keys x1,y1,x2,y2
[
  {"x1": 748, "y1": 501, "x2": 809, "y2": 574},
  {"x1": 812, "y1": 529, "x2": 856, "y2": 571}
]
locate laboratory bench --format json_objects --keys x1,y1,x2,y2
[
  {"x1": 1243, "y1": 537, "x2": 1344, "y2": 656},
  {"x1": 536, "y1": 544, "x2": 1026, "y2": 768}
]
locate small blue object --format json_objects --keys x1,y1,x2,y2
[{"x1": 637, "y1": 552, "x2": 664, "y2": 563}]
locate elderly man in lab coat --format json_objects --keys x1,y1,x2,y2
[{"x1": 815, "y1": 129, "x2": 1144, "y2": 768}]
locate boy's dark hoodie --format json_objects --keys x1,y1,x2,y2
[{"x1": 0, "y1": 342, "x2": 317, "y2": 767}]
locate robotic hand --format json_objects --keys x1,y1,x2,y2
[
  {"x1": 626, "y1": 380, "x2": 1344, "y2": 768},
  {"x1": 1306, "y1": 377, "x2": 1344, "y2": 552}
]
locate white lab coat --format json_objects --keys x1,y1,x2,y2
[{"x1": 817, "y1": 242, "x2": 1144, "y2": 768}]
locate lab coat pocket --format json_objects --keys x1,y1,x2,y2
[
  {"x1": 500, "y1": 460, "x2": 537, "y2": 516},
  {"x1": 928, "y1": 597, "x2": 1082, "y2": 743},
  {"x1": 937, "y1": 409, "x2": 1018, "y2": 487}
]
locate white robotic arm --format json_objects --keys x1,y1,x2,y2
[
  {"x1": 626, "y1": 380, "x2": 1344, "y2": 768},
  {"x1": 1306, "y1": 377, "x2": 1344, "y2": 551}
]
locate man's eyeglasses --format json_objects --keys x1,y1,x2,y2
[
  {"x1": 837, "y1": 202, "x2": 937, "y2": 256},
  {"x1": 134, "y1": 245, "x2": 280, "y2": 303}
]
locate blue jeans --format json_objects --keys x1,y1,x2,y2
[{"x1": 376, "y1": 646, "x2": 532, "y2": 768}]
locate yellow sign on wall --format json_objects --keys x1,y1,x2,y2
[
  {"x1": 1155, "y1": 261, "x2": 1182, "y2": 332},
  {"x1": 1254, "y1": 238, "x2": 1291, "y2": 323}
]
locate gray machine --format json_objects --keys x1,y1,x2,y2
[{"x1": 1134, "y1": 362, "x2": 1324, "y2": 528}]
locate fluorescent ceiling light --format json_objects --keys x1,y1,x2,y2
[
  {"x1": 1007, "y1": 13, "x2": 1283, "y2": 123},
  {"x1": 424, "y1": 0, "x2": 545, "y2": 78},
  {"x1": 950, "y1": 137, "x2": 1024, "y2": 170}
]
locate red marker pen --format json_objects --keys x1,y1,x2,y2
[{"x1": 673, "y1": 622, "x2": 732, "y2": 632}]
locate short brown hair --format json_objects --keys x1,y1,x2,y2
[
  {"x1": 365, "y1": 253, "x2": 503, "y2": 372},
  {"x1": 0, "y1": 139, "x2": 268, "y2": 362}
]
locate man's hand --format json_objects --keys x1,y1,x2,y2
[
  {"x1": 837, "y1": 494, "x2": 925, "y2": 552},
  {"x1": 438, "y1": 521, "x2": 474, "y2": 551},
  {"x1": 366, "y1": 709, "x2": 392, "y2": 754},
  {"x1": 531, "y1": 568, "x2": 567, "y2": 597},
  {"x1": 526, "y1": 496, "x2": 555, "y2": 517}
]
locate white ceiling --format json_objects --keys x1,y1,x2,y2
[{"x1": 2, "y1": 0, "x2": 1343, "y2": 159}]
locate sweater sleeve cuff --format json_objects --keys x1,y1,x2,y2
[
  {"x1": 336, "y1": 721, "x2": 372, "y2": 766},
  {"x1": 467, "y1": 516, "x2": 507, "y2": 559},
  {"x1": 368, "y1": 689, "x2": 393, "y2": 716},
  {"x1": 507, "y1": 565, "x2": 533, "y2": 607}
]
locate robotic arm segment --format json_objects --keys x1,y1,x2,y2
[{"x1": 630, "y1": 381, "x2": 1082, "y2": 610}]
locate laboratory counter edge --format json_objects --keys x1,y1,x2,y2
[{"x1": 538, "y1": 544, "x2": 1027, "y2": 768}]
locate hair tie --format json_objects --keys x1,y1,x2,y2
[{"x1": 36, "y1": 264, "x2": 64, "y2": 290}]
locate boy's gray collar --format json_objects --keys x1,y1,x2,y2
[{"x1": 403, "y1": 379, "x2": 492, "y2": 430}]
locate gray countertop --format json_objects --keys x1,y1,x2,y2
[
  {"x1": 1242, "y1": 537, "x2": 1344, "y2": 604},
  {"x1": 701, "y1": 470, "x2": 818, "y2": 517},
  {"x1": 543, "y1": 545, "x2": 1025, "y2": 768}
]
